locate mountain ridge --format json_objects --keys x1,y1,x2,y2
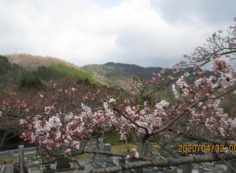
[
  {"x1": 6, "y1": 54, "x2": 78, "y2": 71},
  {"x1": 1, "y1": 54, "x2": 164, "y2": 91},
  {"x1": 82, "y1": 62, "x2": 163, "y2": 90}
]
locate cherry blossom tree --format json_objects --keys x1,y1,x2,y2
[
  {"x1": 0, "y1": 79, "x2": 116, "y2": 148},
  {"x1": 2, "y1": 20, "x2": 236, "y2": 172}
]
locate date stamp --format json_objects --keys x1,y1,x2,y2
[{"x1": 178, "y1": 144, "x2": 236, "y2": 153}]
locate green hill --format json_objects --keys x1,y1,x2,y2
[
  {"x1": 82, "y1": 62, "x2": 163, "y2": 90},
  {"x1": 5, "y1": 54, "x2": 107, "y2": 87}
]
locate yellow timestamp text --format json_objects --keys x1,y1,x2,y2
[{"x1": 178, "y1": 144, "x2": 236, "y2": 153}]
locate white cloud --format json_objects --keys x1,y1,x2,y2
[{"x1": 0, "y1": 0, "x2": 232, "y2": 67}]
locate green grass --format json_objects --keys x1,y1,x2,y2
[
  {"x1": 77, "y1": 153, "x2": 93, "y2": 160},
  {"x1": 76, "y1": 143, "x2": 137, "y2": 161},
  {"x1": 111, "y1": 143, "x2": 137, "y2": 153},
  {"x1": 104, "y1": 131, "x2": 121, "y2": 145}
]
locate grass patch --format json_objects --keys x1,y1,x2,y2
[
  {"x1": 77, "y1": 153, "x2": 93, "y2": 161},
  {"x1": 104, "y1": 130, "x2": 121, "y2": 145},
  {"x1": 111, "y1": 144, "x2": 137, "y2": 154}
]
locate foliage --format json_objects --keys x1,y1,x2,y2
[
  {"x1": 19, "y1": 72, "x2": 45, "y2": 89},
  {"x1": 37, "y1": 66, "x2": 65, "y2": 81},
  {"x1": 50, "y1": 64, "x2": 91, "y2": 80},
  {"x1": 0, "y1": 56, "x2": 10, "y2": 75},
  {"x1": 49, "y1": 64, "x2": 104, "y2": 87},
  {"x1": 0, "y1": 56, "x2": 25, "y2": 91}
]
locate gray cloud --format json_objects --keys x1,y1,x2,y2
[
  {"x1": 151, "y1": 0, "x2": 236, "y2": 24},
  {"x1": 0, "y1": 0, "x2": 234, "y2": 67}
]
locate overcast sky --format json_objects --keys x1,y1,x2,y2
[{"x1": 0, "y1": 0, "x2": 235, "y2": 67}]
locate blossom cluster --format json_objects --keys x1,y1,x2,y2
[
  {"x1": 110, "y1": 100, "x2": 169, "y2": 140},
  {"x1": 20, "y1": 103, "x2": 112, "y2": 155}
]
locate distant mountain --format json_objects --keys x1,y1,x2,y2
[
  {"x1": 82, "y1": 62, "x2": 163, "y2": 90},
  {"x1": 2, "y1": 54, "x2": 164, "y2": 91},
  {"x1": 83, "y1": 62, "x2": 162, "y2": 79},
  {"x1": 1, "y1": 54, "x2": 108, "y2": 90}
]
